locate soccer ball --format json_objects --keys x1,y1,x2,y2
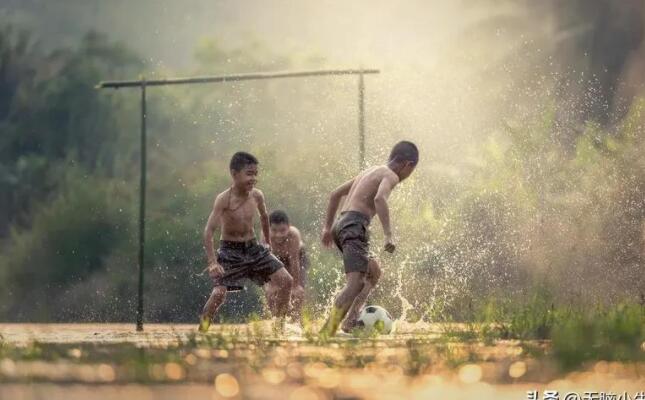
[{"x1": 357, "y1": 305, "x2": 395, "y2": 334}]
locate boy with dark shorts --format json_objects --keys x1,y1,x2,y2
[
  {"x1": 320, "y1": 141, "x2": 419, "y2": 336},
  {"x1": 269, "y1": 210, "x2": 309, "y2": 320},
  {"x1": 199, "y1": 152, "x2": 293, "y2": 332}
]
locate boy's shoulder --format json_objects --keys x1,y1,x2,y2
[
  {"x1": 212, "y1": 188, "x2": 231, "y2": 205},
  {"x1": 288, "y1": 225, "x2": 301, "y2": 238},
  {"x1": 350, "y1": 165, "x2": 379, "y2": 182},
  {"x1": 383, "y1": 166, "x2": 400, "y2": 182},
  {"x1": 364, "y1": 165, "x2": 399, "y2": 181},
  {"x1": 360, "y1": 165, "x2": 381, "y2": 175},
  {"x1": 215, "y1": 187, "x2": 231, "y2": 198},
  {"x1": 250, "y1": 187, "x2": 264, "y2": 199},
  {"x1": 214, "y1": 187, "x2": 263, "y2": 199}
]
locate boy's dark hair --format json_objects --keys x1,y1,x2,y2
[
  {"x1": 269, "y1": 210, "x2": 290, "y2": 225},
  {"x1": 229, "y1": 151, "x2": 259, "y2": 172},
  {"x1": 389, "y1": 141, "x2": 419, "y2": 164}
]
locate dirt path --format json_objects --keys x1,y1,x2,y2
[{"x1": 1, "y1": 323, "x2": 643, "y2": 399}]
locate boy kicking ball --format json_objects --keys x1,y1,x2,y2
[
  {"x1": 320, "y1": 141, "x2": 419, "y2": 337},
  {"x1": 199, "y1": 151, "x2": 293, "y2": 332}
]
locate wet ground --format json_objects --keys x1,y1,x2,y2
[{"x1": 1, "y1": 323, "x2": 643, "y2": 399}]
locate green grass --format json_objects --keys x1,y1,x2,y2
[
  {"x1": 551, "y1": 303, "x2": 645, "y2": 369},
  {"x1": 470, "y1": 293, "x2": 645, "y2": 369},
  {"x1": 431, "y1": 286, "x2": 645, "y2": 370}
]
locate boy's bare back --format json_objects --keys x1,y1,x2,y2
[{"x1": 342, "y1": 166, "x2": 400, "y2": 219}]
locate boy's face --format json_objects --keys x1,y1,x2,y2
[
  {"x1": 231, "y1": 164, "x2": 258, "y2": 191},
  {"x1": 270, "y1": 222, "x2": 290, "y2": 243},
  {"x1": 398, "y1": 161, "x2": 416, "y2": 181}
]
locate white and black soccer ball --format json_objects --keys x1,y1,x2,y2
[{"x1": 357, "y1": 305, "x2": 395, "y2": 334}]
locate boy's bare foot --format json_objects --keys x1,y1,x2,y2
[{"x1": 198, "y1": 315, "x2": 211, "y2": 332}]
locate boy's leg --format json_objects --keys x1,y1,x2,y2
[
  {"x1": 199, "y1": 285, "x2": 227, "y2": 332},
  {"x1": 290, "y1": 284, "x2": 305, "y2": 321},
  {"x1": 264, "y1": 281, "x2": 279, "y2": 315},
  {"x1": 321, "y1": 212, "x2": 371, "y2": 337},
  {"x1": 291, "y1": 250, "x2": 308, "y2": 320},
  {"x1": 319, "y1": 271, "x2": 366, "y2": 337},
  {"x1": 265, "y1": 268, "x2": 294, "y2": 318},
  {"x1": 341, "y1": 258, "x2": 382, "y2": 332}
]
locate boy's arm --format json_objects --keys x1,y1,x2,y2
[
  {"x1": 321, "y1": 178, "x2": 355, "y2": 246},
  {"x1": 255, "y1": 190, "x2": 271, "y2": 248},
  {"x1": 204, "y1": 194, "x2": 225, "y2": 277},
  {"x1": 374, "y1": 174, "x2": 399, "y2": 251},
  {"x1": 288, "y1": 228, "x2": 302, "y2": 287}
]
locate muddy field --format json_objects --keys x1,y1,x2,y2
[{"x1": 1, "y1": 323, "x2": 644, "y2": 399}]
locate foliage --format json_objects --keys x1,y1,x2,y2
[{"x1": 0, "y1": 20, "x2": 643, "y2": 324}]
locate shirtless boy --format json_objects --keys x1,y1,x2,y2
[
  {"x1": 320, "y1": 141, "x2": 419, "y2": 336},
  {"x1": 199, "y1": 151, "x2": 293, "y2": 332},
  {"x1": 269, "y1": 210, "x2": 309, "y2": 320}
]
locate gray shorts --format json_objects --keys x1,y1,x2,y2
[
  {"x1": 216, "y1": 239, "x2": 284, "y2": 286},
  {"x1": 332, "y1": 211, "x2": 372, "y2": 274}
]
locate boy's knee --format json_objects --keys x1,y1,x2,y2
[
  {"x1": 212, "y1": 286, "x2": 227, "y2": 297},
  {"x1": 274, "y1": 269, "x2": 293, "y2": 289}
]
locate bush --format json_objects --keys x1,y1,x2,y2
[{"x1": 0, "y1": 170, "x2": 131, "y2": 321}]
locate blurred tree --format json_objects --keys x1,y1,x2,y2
[
  {"x1": 549, "y1": 0, "x2": 644, "y2": 147},
  {"x1": 0, "y1": 28, "x2": 141, "y2": 233},
  {"x1": 0, "y1": 25, "x2": 39, "y2": 120},
  {"x1": 458, "y1": 0, "x2": 644, "y2": 150}
]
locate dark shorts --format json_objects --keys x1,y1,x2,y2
[
  {"x1": 216, "y1": 239, "x2": 284, "y2": 286},
  {"x1": 278, "y1": 247, "x2": 310, "y2": 287},
  {"x1": 332, "y1": 211, "x2": 372, "y2": 274}
]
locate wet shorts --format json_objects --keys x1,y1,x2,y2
[
  {"x1": 332, "y1": 211, "x2": 372, "y2": 274},
  {"x1": 216, "y1": 239, "x2": 284, "y2": 286}
]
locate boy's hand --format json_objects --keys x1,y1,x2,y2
[
  {"x1": 321, "y1": 228, "x2": 333, "y2": 248},
  {"x1": 261, "y1": 238, "x2": 272, "y2": 251},
  {"x1": 208, "y1": 262, "x2": 225, "y2": 282},
  {"x1": 384, "y1": 234, "x2": 396, "y2": 253}
]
